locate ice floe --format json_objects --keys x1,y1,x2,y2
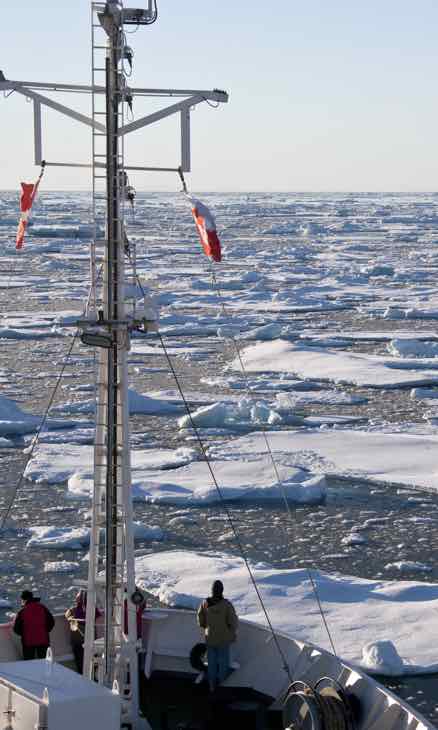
[
  {"x1": 27, "y1": 523, "x2": 165, "y2": 550},
  {"x1": 51, "y1": 388, "x2": 183, "y2": 416},
  {"x1": 234, "y1": 341, "x2": 438, "y2": 389},
  {"x1": 24, "y1": 437, "x2": 325, "y2": 505},
  {"x1": 135, "y1": 549, "x2": 438, "y2": 673},
  {"x1": 361, "y1": 641, "x2": 405, "y2": 676},
  {"x1": 24, "y1": 444, "x2": 197, "y2": 486},
  {"x1": 388, "y1": 339, "x2": 438, "y2": 358},
  {"x1": 274, "y1": 390, "x2": 366, "y2": 408},
  {"x1": 208, "y1": 429, "x2": 438, "y2": 491},
  {"x1": 43, "y1": 561, "x2": 81, "y2": 573},
  {"x1": 178, "y1": 399, "x2": 284, "y2": 431},
  {"x1": 27, "y1": 526, "x2": 90, "y2": 550},
  {"x1": 384, "y1": 561, "x2": 433, "y2": 573},
  {"x1": 0, "y1": 395, "x2": 75, "y2": 437},
  {"x1": 71, "y1": 455, "x2": 326, "y2": 504}
]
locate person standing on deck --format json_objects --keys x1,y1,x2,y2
[
  {"x1": 197, "y1": 580, "x2": 238, "y2": 692},
  {"x1": 13, "y1": 590, "x2": 55, "y2": 660},
  {"x1": 65, "y1": 590, "x2": 102, "y2": 673}
]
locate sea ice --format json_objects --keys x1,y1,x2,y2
[
  {"x1": 275, "y1": 390, "x2": 366, "y2": 408},
  {"x1": 411, "y1": 387, "x2": 438, "y2": 402},
  {"x1": 341, "y1": 533, "x2": 368, "y2": 546},
  {"x1": 51, "y1": 388, "x2": 183, "y2": 416},
  {"x1": 43, "y1": 561, "x2": 81, "y2": 573},
  {"x1": 384, "y1": 561, "x2": 433, "y2": 573},
  {"x1": 27, "y1": 526, "x2": 90, "y2": 550},
  {"x1": 361, "y1": 640, "x2": 405, "y2": 676},
  {"x1": 0, "y1": 328, "x2": 60, "y2": 340},
  {"x1": 178, "y1": 399, "x2": 284, "y2": 431},
  {"x1": 233, "y1": 340, "x2": 438, "y2": 389},
  {"x1": 388, "y1": 339, "x2": 438, "y2": 358},
  {"x1": 0, "y1": 395, "x2": 75, "y2": 437},
  {"x1": 135, "y1": 549, "x2": 438, "y2": 673},
  {"x1": 25, "y1": 443, "x2": 198, "y2": 490},
  {"x1": 132, "y1": 523, "x2": 165, "y2": 541},
  {"x1": 208, "y1": 429, "x2": 438, "y2": 491}
]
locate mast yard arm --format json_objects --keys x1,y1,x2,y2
[
  {"x1": 0, "y1": 77, "x2": 106, "y2": 132},
  {"x1": 0, "y1": 73, "x2": 228, "y2": 103},
  {"x1": 119, "y1": 93, "x2": 219, "y2": 136},
  {"x1": 0, "y1": 72, "x2": 228, "y2": 173}
]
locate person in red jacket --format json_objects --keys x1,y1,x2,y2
[{"x1": 13, "y1": 590, "x2": 55, "y2": 660}]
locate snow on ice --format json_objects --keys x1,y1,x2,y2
[
  {"x1": 0, "y1": 395, "x2": 76, "y2": 437},
  {"x1": 136, "y1": 549, "x2": 438, "y2": 674},
  {"x1": 234, "y1": 341, "x2": 438, "y2": 389},
  {"x1": 208, "y1": 430, "x2": 438, "y2": 491}
]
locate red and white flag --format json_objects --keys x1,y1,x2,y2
[
  {"x1": 16, "y1": 173, "x2": 43, "y2": 250},
  {"x1": 189, "y1": 197, "x2": 222, "y2": 263}
]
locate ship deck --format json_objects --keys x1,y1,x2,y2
[{"x1": 140, "y1": 670, "x2": 279, "y2": 730}]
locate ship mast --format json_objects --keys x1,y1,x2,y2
[
  {"x1": 83, "y1": 2, "x2": 144, "y2": 726},
  {"x1": 0, "y1": 2, "x2": 227, "y2": 726}
]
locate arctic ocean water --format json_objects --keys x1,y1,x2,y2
[{"x1": 2, "y1": 191, "x2": 438, "y2": 721}]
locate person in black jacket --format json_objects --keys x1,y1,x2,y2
[{"x1": 13, "y1": 590, "x2": 55, "y2": 660}]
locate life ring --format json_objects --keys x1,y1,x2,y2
[{"x1": 190, "y1": 642, "x2": 207, "y2": 672}]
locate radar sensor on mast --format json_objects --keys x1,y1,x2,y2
[
  {"x1": 122, "y1": 5, "x2": 156, "y2": 25},
  {"x1": 99, "y1": 1, "x2": 157, "y2": 34}
]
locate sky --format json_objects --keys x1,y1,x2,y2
[{"x1": 1, "y1": 0, "x2": 438, "y2": 192}]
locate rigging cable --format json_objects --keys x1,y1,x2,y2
[
  {"x1": 207, "y1": 260, "x2": 338, "y2": 658},
  {"x1": 0, "y1": 275, "x2": 100, "y2": 534},
  {"x1": 155, "y1": 328, "x2": 294, "y2": 683},
  {"x1": 126, "y1": 258, "x2": 292, "y2": 681},
  {"x1": 176, "y1": 168, "x2": 337, "y2": 657},
  {"x1": 0, "y1": 329, "x2": 80, "y2": 533}
]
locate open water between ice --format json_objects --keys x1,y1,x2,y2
[{"x1": 2, "y1": 191, "x2": 438, "y2": 721}]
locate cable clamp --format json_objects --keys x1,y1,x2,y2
[{"x1": 177, "y1": 166, "x2": 188, "y2": 194}]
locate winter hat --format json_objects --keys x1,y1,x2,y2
[{"x1": 211, "y1": 580, "x2": 223, "y2": 598}]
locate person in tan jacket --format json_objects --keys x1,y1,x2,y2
[{"x1": 197, "y1": 580, "x2": 238, "y2": 691}]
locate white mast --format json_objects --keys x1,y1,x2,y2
[
  {"x1": 83, "y1": 2, "x2": 145, "y2": 726},
  {"x1": 1, "y1": 3, "x2": 228, "y2": 726}
]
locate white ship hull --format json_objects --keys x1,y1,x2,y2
[{"x1": 0, "y1": 608, "x2": 433, "y2": 729}]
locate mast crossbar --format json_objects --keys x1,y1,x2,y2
[
  {"x1": 0, "y1": 76, "x2": 228, "y2": 102},
  {"x1": 1, "y1": 74, "x2": 227, "y2": 174}
]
